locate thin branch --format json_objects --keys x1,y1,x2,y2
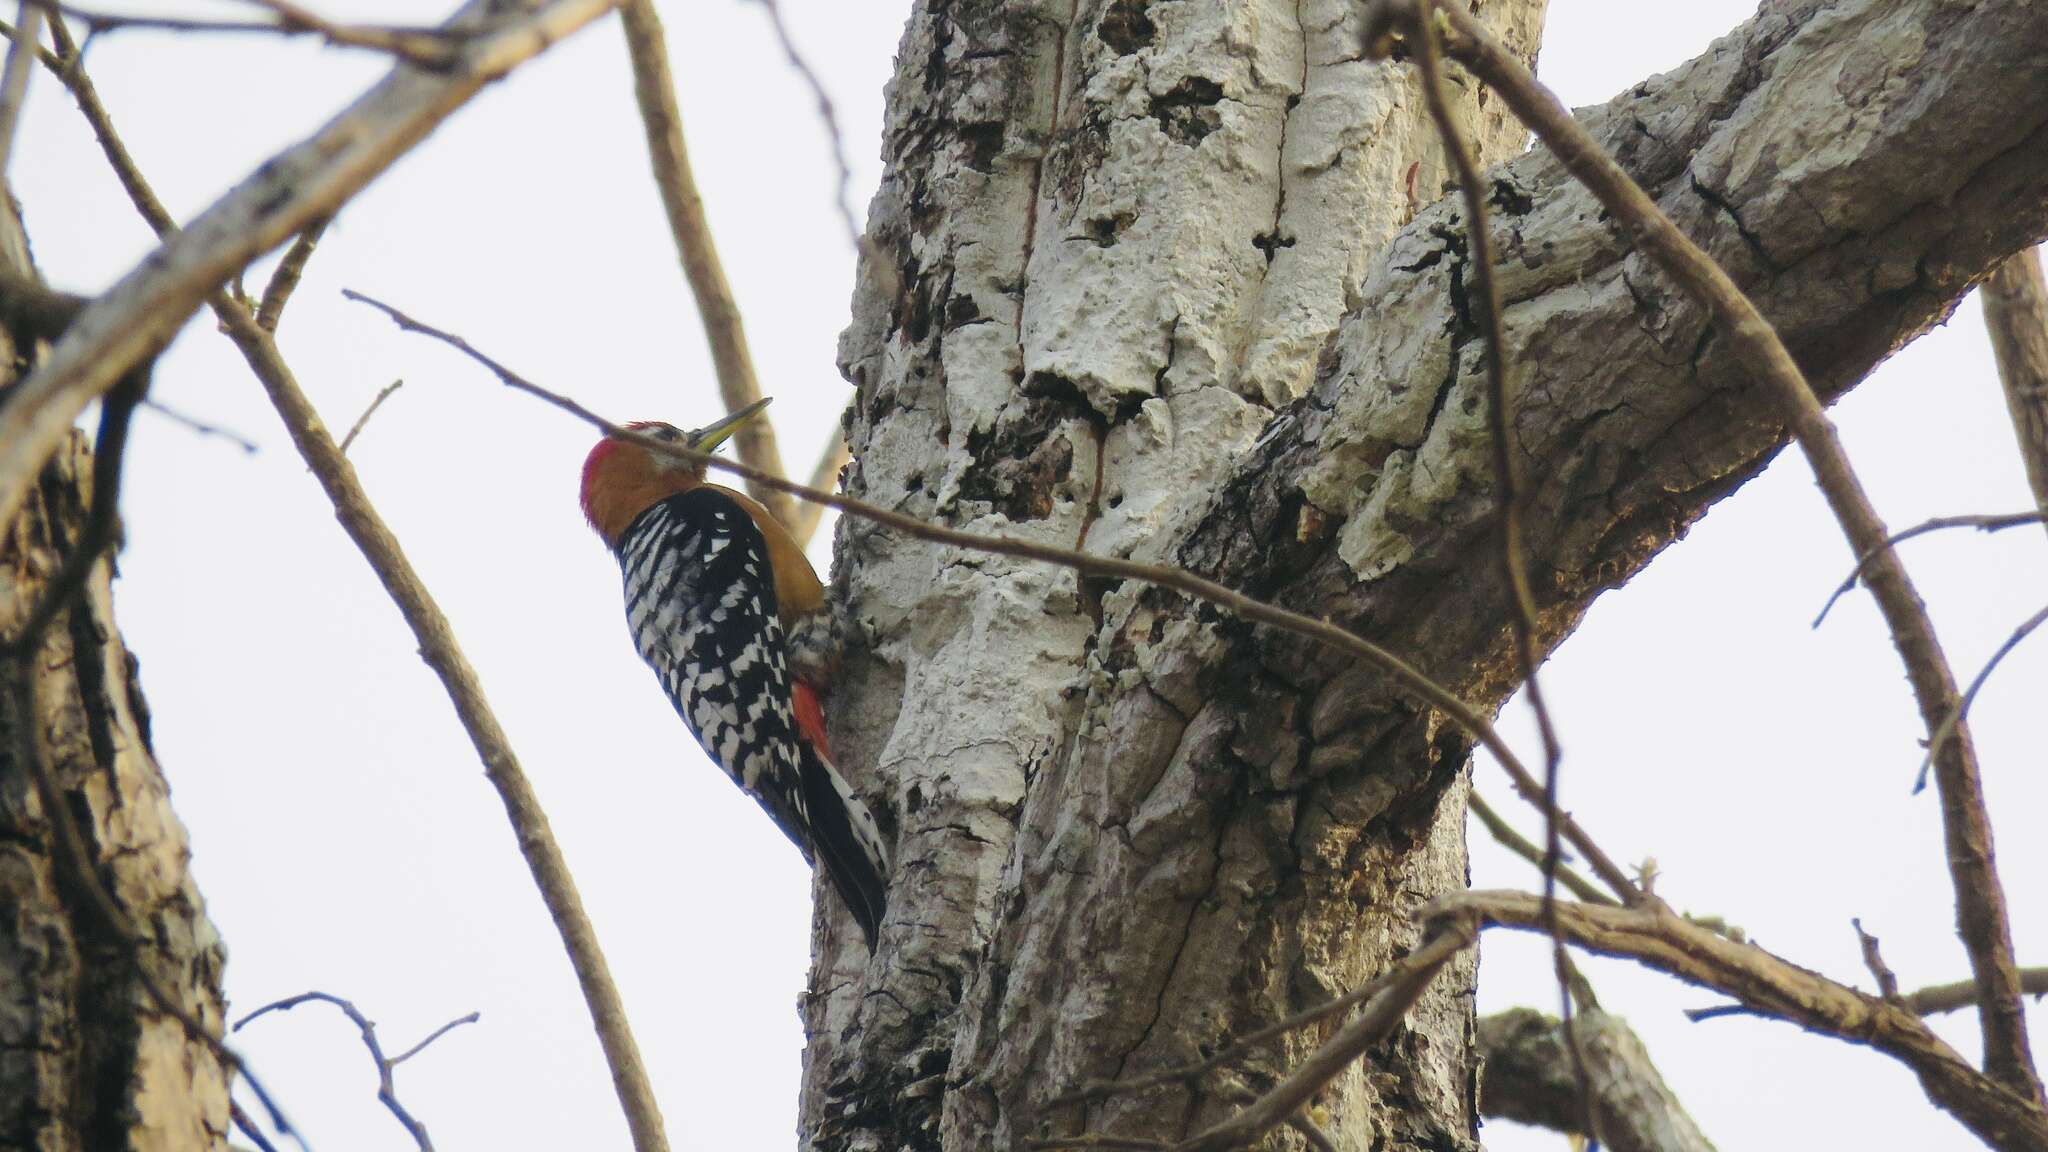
[
  {"x1": 1917, "y1": 600, "x2": 2048, "y2": 790},
  {"x1": 257, "y1": 217, "x2": 331, "y2": 331},
  {"x1": 344, "y1": 286, "x2": 1647, "y2": 912},
  {"x1": 1815, "y1": 510, "x2": 2048, "y2": 626},
  {"x1": 339, "y1": 379, "x2": 404, "y2": 454},
  {"x1": 45, "y1": 36, "x2": 674, "y2": 1152},
  {"x1": 235, "y1": 991, "x2": 478, "y2": 1152},
  {"x1": 140, "y1": 397, "x2": 261, "y2": 453},
  {"x1": 791, "y1": 428, "x2": 850, "y2": 548},
  {"x1": 21, "y1": 0, "x2": 463, "y2": 67},
  {"x1": 1853, "y1": 918, "x2": 1902, "y2": 1001},
  {"x1": 1446, "y1": 890, "x2": 2048, "y2": 1152},
  {"x1": 745, "y1": 0, "x2": 861, "y2": 248},
  {"x1": 615, "y1": 0, "x2": 795, "y2": 531},
  {"x1": 1366, "y1": 0, "x2": 2040, "y2": 1104},
  {"x1": 0, "y1": 3, "x2": 45, "y2": 175},
  {"x1": 1982, "y1": 248, "x2": 2048, "y2": 528},
  {"x1": 1908, "y1": 970, "x2": 2048, "y2": 1018},
  {"x1": 1404, "y1": 7, "x2": 1595, "y2": 1144},
  {"x1": 0, "y1": 0, "x2": 620, "y2": 545},
  {"x1": 230, "y1": 1101, "x2": 288, "y2": 1152},
  {"x1": 1470, "y1": 791, "x2": 1616, "y2": 906}
]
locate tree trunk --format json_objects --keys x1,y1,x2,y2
[
  {"x1": 0, "y1": 431, "x2": 233, "y2": 1151},
  {"x1": 0, "y1": 180, "x2": 231, "y2": 1148},
  {"x1": 802, "y1": 0, "x2": 2048, "y2": 1149}
]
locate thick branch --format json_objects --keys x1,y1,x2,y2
[
  {"x1": 1448, "y1": 891, "x2": 2048, "y2": 1152},
  {"x1": 1479, "y1": 1007, "x2": 1716, "y2": 1152}
]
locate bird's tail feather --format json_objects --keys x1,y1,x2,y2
[{"x1": 798, "y1": 741, "x2": 890, "y2": 947}]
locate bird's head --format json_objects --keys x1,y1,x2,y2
[{"x1": 580, "y1": 397, "x2": 771, "y2": 547}]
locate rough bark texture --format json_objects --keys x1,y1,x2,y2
[
  {"x1": 1983, "y1": 248, "x2": 2048, "y2": 518},
  {"x1": 801, "y1": 0, "x2": 2048, "y2": 1149},
  {"x1": 0, "y1": 434, "x2": 233, "y2": 1152}
]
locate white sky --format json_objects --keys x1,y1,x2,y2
[{"x1": 12, "y1": 2, "x2": 2042, "y2": 1149}]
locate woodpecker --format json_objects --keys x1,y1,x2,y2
[{"x1": 580, "y1": 399, "x2": 888, "y2": 945}]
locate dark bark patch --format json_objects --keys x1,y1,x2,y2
[
  {"x1": 1151, "y1": 77, "x2": 1224, "y2": 146},
  {"x1": 1097, "y1": 0, "x2": 1156, "y2": 55}
]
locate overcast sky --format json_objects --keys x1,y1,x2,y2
[{"x1": 13, "y1": 1, "x2": 2043, "y2": 1149}]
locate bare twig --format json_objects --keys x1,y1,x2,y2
[
  {"x1": 236, "y1": 991, "x2": 478, "y2": 1152},
  {"x1": 0, "y1": 3, "x2": 44, "y2": 174},
  {"x1": 339, "y1": 379, "x2": 404, "y2": 454},
  {"x1": 1366, "y1": 0, "x2": 2041, "y2": 1104},
  {"x1": 44, "y1": 35, "x2": 673, "y2": 1152},
  {"x1": 140, "y1": 397, "x2": 261, "y2": 453},
  {"x1": 1448, "y1": 890, "x2": 2048, "y2": 1152},
  {"x1": 1470, "y1": 791, "x2": 1616, "y2": 906},
  {"x1": 1815, "y1": 510, "x2": 2048, "y2": 625},
  {"x1": 21, "y1": 0, "x2": 463, "y2": 67},
  {"x1": 0, "y1": 0, "x2": 620, "y2": 542},
  {"x1": 257, "y1": 217, "x2": 331, "y2": 331},
  {"x1": 1982, "y1": 248, "x2": 2048, "y2": 526},
  {"x1": 1853, "y1": 918, "x2": 1902, "y2": 1001},
  {"x1": 616, "y1": 0, "x2": 795, "y2": 531},
  {"x1": 791, "y1": 429, "x2": 850, "y2": 548},
  {"x1": 745, "y1": 0, "x2": 861, "y2": 248},
  {"x1": 1917, "y1": 600, "x2": 2048, "y2": 790},
  {"x1": 231, "y1": 1101, "x2": 288, "y2": 1152},
  {"x1": 344, "y1": 286, "x2": 1645, "y2": 910},
  {"x1": 1402, "y1": 6, "x2": 1595, "y2": 1143}
]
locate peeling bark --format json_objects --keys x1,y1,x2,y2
[
  {"x1": 804, "y1": 0, "x2": 2048, "y2": 1149},
  {"x1": 0, "y1": 434, "x2": 232, "y2": 1152}
]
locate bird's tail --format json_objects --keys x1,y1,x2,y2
[{"x1": 797, "y1": 740, "x2": 890, "y2": 947}]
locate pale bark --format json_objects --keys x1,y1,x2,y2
[
  {"x1": 803, "y1": 0, "x2": 2048, "y2": 1150},
  {"x1": 0, "y1": 433, "x2": 232, "y2": 1151}
]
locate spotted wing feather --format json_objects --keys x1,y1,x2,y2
[{"x1": 617, "y1": 487, "x2": 886, "y2": 943}]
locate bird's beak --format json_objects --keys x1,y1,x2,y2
[{"x1": 685, "y1": 396, "x2": 773, "y2": 452}]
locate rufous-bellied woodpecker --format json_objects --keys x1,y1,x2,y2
[{"x1": 580, "y1": 399, "x2": 887, "y2": 946}]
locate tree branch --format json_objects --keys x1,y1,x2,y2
[
  {"x1": 1446, "y1": 890, "x2": 2048, "y2": 1152},
  {"x1": 615, "y1": 0, "x2": 796, "y2": 531},
  {"x1": 1367, "y1": 0, "x2": 2040, "y2": 1103},
  {"x1": 1983, "y1": 249, "x2": 2048, "y2": 526},
  {"x1": 235, "y1": 991, "x2": 479, "y2": 1152},
  {"x1": 40, "y1": 32, "x2": 674, "y2": 1152},
  {"x1": 1479, "y1": 1007, "x2": 1717, "y2": 1152},
  {"x1": 0, "y1": 0, "x2": 620, "y2": 541}
]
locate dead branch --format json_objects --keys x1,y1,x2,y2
[
  {"x1": 1479, "y1": 1006, "x2": 1717, "y2": 1152},
  {"x1": 1445, "y1": 890, "x2": 2048, "y2": 1151},
  {"x1": 23, "y1": 0, "x2": 463, "y2": 67},
  {"x1": 339, "y1": 379, "x2": 405, "y2": 455},
  {"x1": 235, "y1": 991, "x2": 480, "y2": 1152}
]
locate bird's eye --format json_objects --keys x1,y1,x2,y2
[{"x1": 652, "y1": 426, "x2": 683, "y2": 442}]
